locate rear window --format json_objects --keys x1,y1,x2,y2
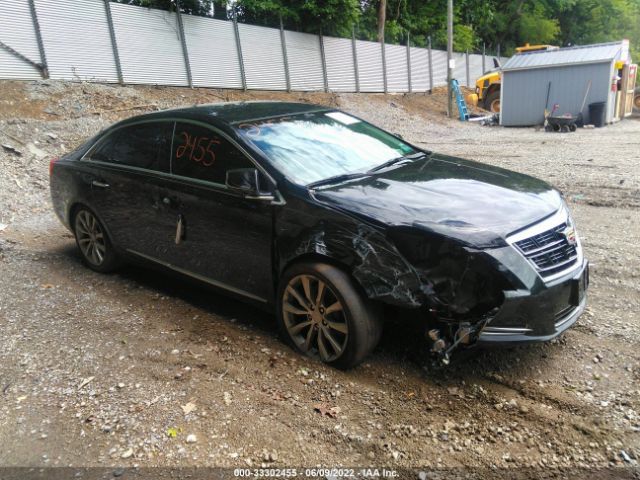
[{"x1": 87, "y1": 122, "x2": 172, "y2": 172}]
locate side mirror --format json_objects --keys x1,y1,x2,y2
[{"x1": 225, "y1": 168, "x2": 274, "y2": 201}]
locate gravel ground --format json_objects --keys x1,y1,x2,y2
[{"x1": 0, "y1": 80, "x2": 639, "y2": 477}]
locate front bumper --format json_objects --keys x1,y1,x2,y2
[{"x1": 477, "y1": 259, "x2": 589, "y2": 344}]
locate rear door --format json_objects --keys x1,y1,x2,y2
[
  {"x1": 152, "y1": 121, "x2": 275, "y2": 302},
  {"x1": 83, "y1": 121, "x2": 173, "y2": 256}
]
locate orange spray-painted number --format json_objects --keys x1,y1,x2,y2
[{"x1": 176, "y1": 131, "x2": 220, "y2": 167}]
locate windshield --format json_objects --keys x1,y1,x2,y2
[{"x1": 234, "y1": 111, "x2": 418, "y2": 185}]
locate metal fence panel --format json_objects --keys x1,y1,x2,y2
[
  {"x1": 239, "y1": 23, "x2": 286, "y2": 91},
  {"x1": 452, "y1": 51, "x2": 467, "y2": 86},
  {"x1": 0, "y1": 0, "x2": 42, "y2": 80},
  {"x1": 409, "y1": 47, "x2": 430, "y2": 91},
  {"x1": 284, "y1": 30, "x2": 324, "y2": 91},
  {"x1": 0, "y1": 1, "x2": 508, "y2": 93},
  {"x1": 323, "y1": 36, "x2": 356, "y2": 92},
  {"x1": 385, "y1": 43, "x2": 409, "y2": 92},
  {"x1": 110, "y1": 2, "x2": 189, "y2": 86},
  {"x1": 36, "y1": 0, "x2": 119, "y2": 82},
  {"x1": 431, "y1": 49, "x2": 448, "y2": 87},
  {"x1": 182, "y1": 15, "x2": 242, "y2": 89},
  {"x1": 355, "y1": 40, "x2": 384, "y2": 92},
  {"x1": 468, "y1": 53, "x2": 484, "y2": 86}
]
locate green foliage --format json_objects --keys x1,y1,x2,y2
[
  {"x1": 115, "y1": 0, "x2": 213, "y2": 16},
  {"x1": 233, "y1": 0, "x2": 361, "y2": 37},
  {"x1": 112, "y1": 0, "x2": 640, "y2": 59},
  {"x1": 433, "y1": 24, "x2": 476, "y2": 51},
  {"x1": 518, "y1": 5, "x2": 560, "y2": 45}
]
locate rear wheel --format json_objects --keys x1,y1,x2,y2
[
  {"x1": 634, "y1": 91, "x2": 640, "y2": 111},
  {"x1": 277, "y1": 262, "x2": 382, "y2": 369},
  {"x1": 484, "y1": 90, "x2": 501, "y2": 113},
  {"x1": 73, "y1": 207, "x2": 120, "y2": 273}
]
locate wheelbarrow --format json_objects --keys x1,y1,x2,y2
[
  {"x1": 544, "y1": 104, "x2": 578, "y2": 133},
  {"x1": 545, "y1": 114, "x2": 578, "y2": 133}
]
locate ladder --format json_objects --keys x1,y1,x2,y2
[{"x1": 451, "y1": 79, "x2": 469, "y2": 121}]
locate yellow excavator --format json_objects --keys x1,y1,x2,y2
[{"x1": 467, "y1": 44, "x2": 559, "y2": 113}]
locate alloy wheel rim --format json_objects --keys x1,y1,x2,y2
[
  {"x1": 75, "y1": 211, "x2": 106, "y2": 266},
  {"x1": 282, "y1": 274, "x2": 348, "y2": 362}
]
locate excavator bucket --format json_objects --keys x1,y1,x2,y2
[{"x1": 466, "y1": 93, "x2": 479, "y2": 107}]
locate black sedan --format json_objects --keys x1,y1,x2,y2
[{"x1": 50, "y1": 102, "x2": 588, "y2": 368}]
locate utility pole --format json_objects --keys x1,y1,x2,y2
[{"x1": 446, "y1": 0, "x2": 453, "y2": 117}]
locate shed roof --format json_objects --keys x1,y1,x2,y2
[{"x1": 502, "y1": 41, "x2": 626, "y2": 72}]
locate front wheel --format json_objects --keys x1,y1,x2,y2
[
  {"x1": 484, "y1": 90, "x2": 501, "y2": 113},
  {"x1": 73, "y1": 207, "x2": 120, "y2": 273},
  {"x1": 277, "y1": 262, "x2": 382, "y2": 369}
]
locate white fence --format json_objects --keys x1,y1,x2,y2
[{"x1": 0, "y1": 0, "x2": 508, "y2": 92}]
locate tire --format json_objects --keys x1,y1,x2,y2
[
  {"x1": 634, "y1": 92, "x2": 640, "y2": 111},
  {"x1": 561, "y1": 125, "x2": 570, "y2": 133},
  {"x1": 72, "y1": 207, "x2": 120, "y2": 273},
  {"x1": 569, "y1": 124, "x2": 577, "y2": 132},
  {"x1": 277, "y1": 262, "x2": 382, "y2": 369},
  {"x1": 483, "y1": 90, "x2": 501, "y2": 113}
]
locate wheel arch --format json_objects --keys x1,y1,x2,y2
[
  {"x1": 277, "y1": 252, "x2": 371, "y2": 301},
  {"x1": 68, "y1": 202, "x2": 84, "y2": 233},
  {"x1": 67, "y1": 202, "x2": 115, "y2": 245},
  {"x1": 275, "y1": 221, "x2": 426, "y2": 309},
  {"x1": 485, "y1": 83, "x2": 501, "y2": 97}
]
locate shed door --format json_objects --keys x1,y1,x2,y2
[{"x1": 621, "y1": 64, "x2": 637, "y2": 117}]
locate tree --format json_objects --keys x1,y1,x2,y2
[
  {"x1": 114, "y1": 0, "x2": 213, "y2": 16},
  {"x1": 377, "y1": 0, "x2": 386, "y2": 42},
  {"x1": 518, "y1": 4, "x2": 560, "y2": 45},
  {"x1": 233, "y1": 0, "x2": 361, "y2": 37}
]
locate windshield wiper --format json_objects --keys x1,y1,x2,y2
[
  {"x1": 367, "y1": 151, "x2": 431, "y2": 173},
  {"x1": 307, "y1": 172, "x2": 370, "y2": 189}
]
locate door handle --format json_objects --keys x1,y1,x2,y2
[
  {"x1": 91, "y1": 180, "x2": 110, "y2": 189},
  {"x1": 175, "y1": 214, "x2": 185, "y2": 245}
]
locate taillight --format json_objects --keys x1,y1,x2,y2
[{"x1": 49, "y1": 156, "x2": 59, "y2": 176}]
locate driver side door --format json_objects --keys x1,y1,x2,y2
[{"x1": 152, "y1": 121, "x2": 275, "y2": 303}]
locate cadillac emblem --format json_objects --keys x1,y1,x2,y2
[{"x1": 563, "y1": 225, "x2": 577, "y2": 246}]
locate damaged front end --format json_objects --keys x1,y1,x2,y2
[
  {"x1": 280, "y1": 211, "x2": 516, "y2": 364},
  {"x1": 279, "y1": 188, "x2": 587, "y2": 365},
  {"x1": 388, "y1": 226, "x2": 513, "y2": 363}
]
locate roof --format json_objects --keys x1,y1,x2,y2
[
  {"x1": 137, "y1": 101, "x2": 329, "y2": 125},
  {"x1": 502, "y1": 41, "x2": 625, "y2": 72}
]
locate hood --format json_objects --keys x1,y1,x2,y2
[{"x1": 312, "y1": 154, "x2": 563, "y2": 248}]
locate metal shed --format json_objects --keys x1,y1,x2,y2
[{"x1": 500, "y1": 41, "x2": 630, "y2": 126}]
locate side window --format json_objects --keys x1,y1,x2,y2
[
  {"x1": 88, "y1": 122, "x2": 171, "y2": 172},
  {"x1": 171, "y1": 122, "x2": 253, "y2": 185}
]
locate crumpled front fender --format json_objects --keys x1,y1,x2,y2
[{"x1": 286, "y1": 222, "x2": 427, "y2": 307}]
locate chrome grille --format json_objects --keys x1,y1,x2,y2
[{"x1": 514, "y1": 222, "x2": 579, "y2": 278}]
